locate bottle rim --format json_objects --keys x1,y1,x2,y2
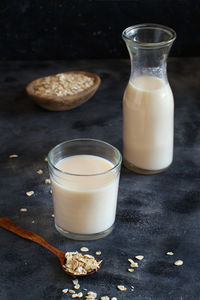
[{"x1": 122, "y1": 23, "x2": 176, "y2": 47}]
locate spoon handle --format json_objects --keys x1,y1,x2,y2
[{"x1": 0, "y1": 218, "x2": 64, "y2": 258}]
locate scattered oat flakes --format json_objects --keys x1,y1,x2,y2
[
  {"x1": 131, "y1": 286, "x2": 134, "y2": 291},
  {"x1": 32, "y1": 220, "x2": 35, "y2": 223},
  {"x1": 62, "y1": 288, "x2": 68, "y2": 294},
  {"x1": 96, "y1": 251, "x2": 101, "y2": 255},
  {"x1": 44, "y1": 156, "x2": 48, "y2": 162},
  {"x1": 174, "y1": 260, "x2": 183, "y2": 266},
  {"x1": 64, "y1": 252, "x2": 101, "y2": 276},
  {"x1": 117, "y1": 285, "x2": 127, "y2": 291},
  {"x1": 69, "y1": 289, "x2": 75, "y2": 294},
  {"x1": 166, "y1": 252, "x2": 174, "y2": 256},
  {"x1": 45, "y1": 178, "x2": 51, "y2": 184},
  {"x1": 51, "y1": 214, "x2": 55, "y2": 217},
  {"x1": 20, "y1": 208, "x2": 27, "y2": 212},
  {"x1": 128, "y1": 268, "x2": 134, "y2": 272},
  {"x1": 26, "y1": 191, "x2": 34, "y2": 197},
  {"x1": 9, "y1": 154, "x2": 18, "y2": 158},
  {"x1": 80, "y1": 247, "x2": 89, "y2": 252},
  {"x1": 37, "y1": 169, "x2": 43, "y2": 174},
  {"x1": 100, "y1": 297, "x2": 110, "y2": 300},
  {"x1": 135, "y1": 255, "x2": 144, "y2": 260}
]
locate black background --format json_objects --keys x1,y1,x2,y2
[{"x1": 1, "y1": 0, "x2": 200, "y2": 60}]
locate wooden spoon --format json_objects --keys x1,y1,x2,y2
[
  {"x1": 0, "y1": 217, "x2": 101, "y2": 277},
  {"x1": 26, "y1": 71, "x2": 101, "y2": 111}
]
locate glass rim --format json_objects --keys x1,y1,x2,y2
[
  {"x1": 48, "y1": 138, "x2": 122, "y2": 177},
  {"x1": 122, "y1": 23, "x2": 176, "y2": 47}
]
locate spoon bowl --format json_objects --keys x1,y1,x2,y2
[
  {"x1": 0, "y1": 218, "x2": 101, "y2": 277},
  {"x1": 26, "y1": 71, "x2": 101, "y2": 111}
]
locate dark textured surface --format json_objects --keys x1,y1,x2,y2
[
  {"x1": 0, "y1": 58, "x2": 200, "y2": 300},
  {"x1": 1, "y1": 0, "x2": 200, "y2": 59}
]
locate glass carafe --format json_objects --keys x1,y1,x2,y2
[{"x1": 122, "y1": 24, "x2": 176, "y2": 174}]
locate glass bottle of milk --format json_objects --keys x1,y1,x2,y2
[{"x1": 122, "y1": 24, "x2": 176, "y2": 174}]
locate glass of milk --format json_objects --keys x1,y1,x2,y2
[
  {"x1": 122, "y1": 24, "x2": 176, "y2": 174},
  {"x1": 48, "y1": 139, "x2": 122, "y2": 240}
]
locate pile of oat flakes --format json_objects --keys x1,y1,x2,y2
[{"x1": 32, "y1": 73, "x2": 94, "y2": 97}]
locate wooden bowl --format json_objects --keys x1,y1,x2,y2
[{"x1": 26, "y1": 71, "x2": 101, "y2": 111}]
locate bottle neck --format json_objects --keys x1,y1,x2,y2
[{"x1": 127, "y1": 44, "x2": 172, "y2": 84}]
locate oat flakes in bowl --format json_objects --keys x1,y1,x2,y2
[{"x1": 26, "y1": 71, "x2": 101, "y2": 111}]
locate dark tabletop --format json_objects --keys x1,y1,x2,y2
[{"x1": 0, "y1": 58, "x2": 200, "y2": 300}]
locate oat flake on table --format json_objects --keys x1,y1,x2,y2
[
  {"x1": 80, "y1": 247, "x2": 89, "y2": 252},
  {"x1": 166, "y1": 251, "x2": 174, "y2": 256},
  {"x1": 45, "y1": 178, "x2": 51, "y2": 184},
  {"x1": 135, "y1": 255, "x2": 144, "y2": 260},
  {"x1": 9, "y1": 154, "x2": 18, "y2": 158},
  {"x1": 37, "y1": 169, "x2": 43, "y2": 174},
  {"x1": 174, "y1": 260, "x2": 183, "y2": 266},
  {"x1": 117, "y1": 285, "x2": 127, "y2": 291},
  {"x1": 20, "y1": 208, "x2": 27, "y2": 212},
  {"x1": 62, "y1": 288, "x2": 68, "y2": 294},
  {"x1": 26, "y1": 191, "x2": 34, "y2": 197}
]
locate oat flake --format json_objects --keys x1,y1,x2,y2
[
  {"x1": 20, "y1": 208, "x2": 27, "y2": 212},
  {"x1": 117, "y1": 285, "x2": 127, "y2": 291},
  {"x1": 166, "y1": 252, "x2": 174, "y2": 256},
  {"x1": 80, "y1": 247, "x2": 89, "y2": 252},
  {"x1": 9, "y1": 154, "x2": 18, "y2": 158},
  {"x1": 62, "y1": 288, "x2": 68, "y2": 294},
  {"x1": 130, "y1": 262, "x2": 138, "y2": 268},
  {"x1": 174, "y1": 260, "x2": 183, "y2": 266},
  {"x1": 86, "y1": 291, "x2": 97, "y2": 299},
  {"x1": 37, "y1": 169, "x2": 43, "y2": 174},
  {"x1": 128, "y1": 268, "x2": 134, "y2": 272},
  {"x1": 26, "y1": 191, "x2": 34, "y2": 197},
  {"x1": 74, "y1": 284, "x2": 80, "y2": 290},
  {"x1": 73, "y1": 279, "x2": 78, "y2": 285},
  {"x1": 135, "y1": 255, "x2": 144, "y2": 260},
  {"x1": 45, "y1": 178, "x2": 51, "y2": 184},
  {"x1": 72, "y1": 292, "x2": 83, "y2": 298}
]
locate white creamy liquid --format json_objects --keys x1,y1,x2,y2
[
  {"x1": 51, "y1": 155, "x2": 119, "y2": 234},
  {"x1": 123, "y1": 75, "x2": 174, "y2": 171}
]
